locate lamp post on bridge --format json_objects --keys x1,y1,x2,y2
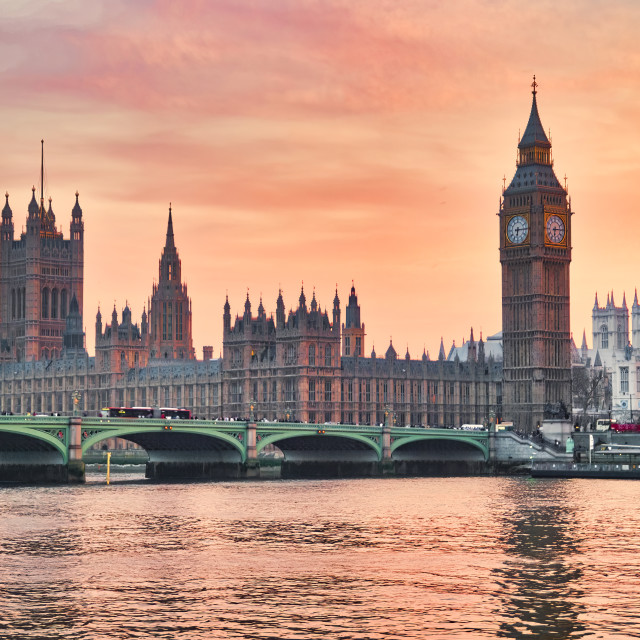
[{"x1": 72, "y1": 390, "x2": 81, "y2": 417}]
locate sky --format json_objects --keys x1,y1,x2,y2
[{"x1": 1, "y1": 0, "x2": 640, "y2": 358}]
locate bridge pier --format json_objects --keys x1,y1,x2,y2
[{"x1": 68, "y1": 416, "x2": 85, "y2": 483}]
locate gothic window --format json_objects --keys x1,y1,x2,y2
[
  {"x1": 355, "y1": 336, "x2": 361, "y2": 356},
  {"x1": 325, "y1": 345, "x2": 332, "y2": 367},
  {"x1": 51, "y1": 288, "x2": 58, "y2": 319},
  {"x1": 60, "y1": 289, "x2": 68, "y2": 319},
  {"x1": 120, "y1": 352, "x2": 125, "y2": 369},
  {"x1": 348, "y1": 382, "x2": 353, "y2": 402},
  {"x1": 309, "y1": 379, "x2": 315, "y2": 402},
  {"x1": 601, "y1": 325, "x2": 609, "y2": 349},
  {"x1": 176, "y1": 302, "x2": 183, "y2": 341},
  {"x1": 41, "y1": 288, "x2": 49, "y2": 318},
  {"x1": 344, "y1": 336, "x2": 351, "y2": 356},
  {"x1": 308, "y1": 345, "x2": 315, "y2": 366},
  {"x1": 134, "y1": 353, "x2": 139, "y2": 366},
  {"x1": 22, "y1": 287, "x2": 25, "y2": 318},
  {"x1": 284, "y1": 379, "x2": 295, "y2": 402},
  {"x1": 162, "y1": 302, "x2": 167, "y2": 340},
  {"x1": 621, "y1": 367, "x2": 629, "y2": 394},
  {"x1": 324, "y1": 380, "x2": 332, "y2": 402},
  {"x1": 167, "y1": 302, "x2": 173, "y2": 340}
]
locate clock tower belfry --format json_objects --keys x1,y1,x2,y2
[{"x1": 499, "y1": 78, "x2": 572, "y2": 432}]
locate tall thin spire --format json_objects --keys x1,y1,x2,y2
[
  {"x1": 40, "y1": 139, "x2": 44, "y2": 203},
  {"x1": 165, "y1": 203, "x2": 175, "y2": 249}
]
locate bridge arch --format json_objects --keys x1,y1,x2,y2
[
  {"x1": 391, "y1": 434, "x2": 489, "y2": 462},
  {"x1": 0, "y1": 425, "x2": 68, "y2": 464},
  {"x1": 258, "y1": 430, "x2": 382, "y2": 462},
  {"x1": 82, "y1": 425, "x2": 245, "y2": 463}
]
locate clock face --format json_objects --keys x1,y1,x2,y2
[
  {"x1": 546, "y1": 215, "x2": 565, "y2": 243},
  {"x1": 507, "y1": 215, "x2": 528, "y2": 245}
]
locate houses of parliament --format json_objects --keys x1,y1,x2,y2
[{"x1": 0, "y1": 83, "x2": 574, "y2": 432}]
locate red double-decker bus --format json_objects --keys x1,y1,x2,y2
[{"x1": 100, "y1": 407, "x2": 191, "y2": 420}]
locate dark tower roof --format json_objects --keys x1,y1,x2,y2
[
  {"x1": 2, "y1": 192, "x2": 11, "y2": 218},
  {"x1": 385, "y1": 339, "x2": 396, "y2": 360},
  {"x1": 72, "y1": 191, "x2": 82, "y2": 217},
  {"x1": 69, "y1": 293, "x2": 80, "y2": 315},
  {"x1": 28, "y1": 187, "x2": 39, "y2": 215},
  {"x1": 518, "y1": 77, "x2": 551, "y2": 149},
  {"x1": 505, "y1": 78, "x2": 563, "y2": 194}
]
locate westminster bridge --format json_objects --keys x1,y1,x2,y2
[{"x1": 0, "y1": 415, "x2": 569, "y2": 482}]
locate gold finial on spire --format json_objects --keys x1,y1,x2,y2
[
  {"x1": 564, "y1": 174, "x2": 568, "y2": 190},
  {"x1": 531, "y1": 74, "x2": 538, "y2": 95}
]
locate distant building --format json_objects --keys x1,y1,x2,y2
[{"x1": 577, "y1": 290, "x2": 640, "y2": 422}]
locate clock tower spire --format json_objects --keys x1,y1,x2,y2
[{"x1": 499, "y1": 78, "x2": 572, "y2": 432}]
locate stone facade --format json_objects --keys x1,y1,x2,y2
[{"x1": 221, "y1": 284, "x2": 503, "y2": 426}]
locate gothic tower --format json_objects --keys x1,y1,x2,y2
[
  {"x1": 148, "y1": 205, "x2": 195, "y2": 360},
  {"x1": 0, "y1": 142, "x2": 84, "y2": 361},
  {"x1": 342, "y1": 283, "x2": 365, "y2": 357},
  {"x1": 499, "y1": 78, "x2": 572, "y2": 431}
]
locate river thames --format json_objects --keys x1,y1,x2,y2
[{"x1": 1, "y1": 472, "x2": 640, "y2": 639}]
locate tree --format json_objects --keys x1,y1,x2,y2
[{"x1": 572, "y1": 366, "x2": 606, "y2": 426}]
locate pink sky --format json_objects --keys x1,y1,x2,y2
[{"x1": 2, "y1": 0, "x2": 640, "y2": 357}]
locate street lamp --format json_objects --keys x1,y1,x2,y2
[{"x1": 71, "y1": 390, "x2": 81, "y2": 417}]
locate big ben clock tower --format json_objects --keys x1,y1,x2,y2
[{"x1": 499, "y1": 77, "x2": 572, "y2": 432}]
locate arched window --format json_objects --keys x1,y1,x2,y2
[
  {"x1": 601, "y1": 325, "x2": 609, "y2": 349},
  {"x1": 42, "y1": 348, "x2": 49, "y2": 360},
  {"x1": 120, "y1": 351, "x2": 125, "y2": 368},
  {"x1": 60, "y1": 289, "x2": 68, "y2": 319},
  {"x1": 41, "y1": 288, "x2": 49, "y2": 319},
  {"x1": 325, "y1": 345, "x2": 332, "y2": 367},
  {"x1": 51, "y1": 288, "x2": 58, "y2": 319},
  {"x1": 308, "y1": 344, "x2": 315, "y2": 366}
]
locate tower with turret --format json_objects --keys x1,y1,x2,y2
[
  {"x1": 499, "y1": 79, "x2": 572, "y2": 431},
  {"x1": 148, "y1": 205, "x2": 194, "y2": 360},
  {"x1": 342, "y1": 283, "x2": 365, "y2": 357},
  {"x1": 0, "y1": 142, "x2": 84, "y2": 361}
]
